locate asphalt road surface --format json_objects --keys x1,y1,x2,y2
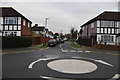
[{"x1": 2, "y1": 42, "x2": 120, "y2": 80}]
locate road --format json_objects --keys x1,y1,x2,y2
[{"x1": 2, "y1": 42, "x2": 120, "y2": 80}]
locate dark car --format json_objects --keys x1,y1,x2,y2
[{"x1": 48, "y1": 39, "x2": 57, "y2": 47}]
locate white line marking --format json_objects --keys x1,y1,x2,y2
[
  {"x1": 70, "y1": 50, "x2": 76, "y2": 52},
  {"x1": 85, "y1": 51, "x2": 91, "y2": 52},
  {"x1": 40, "y1": 76, "x2": 73, "y2": 80},
  {"x1": 60, "y1": 44, "x2": 69, "y2": 52},
  {"x1": 72, "y1": 57, "x2": 113, "y2": 67},
  {"x1": 63, "y1": 50, "x2": 69, "y2": 52},
  {"x1": 28, "y1": 58, "x2": 55, "y2": 69},
  {"x1": 77, "y1": 51, "x2": 83, "y2": 52},
  {"x1": 112, "y1": 74, "x2": 120, "y2": 79}
]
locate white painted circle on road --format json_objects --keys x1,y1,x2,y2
[{"x1": 47, "y1": 59, "x2": 97, "y2": 74}]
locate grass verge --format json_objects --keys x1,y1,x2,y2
[
  {"x1": 70, "y1": 42, "x2": 81, "y2": 49},
  {"x1": 39, "y1": 44, "x2": 48, "y2": 49}
]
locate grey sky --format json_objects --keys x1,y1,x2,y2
[{"x1": 1, "y1": 1, "x2": 119, "y2": 34}]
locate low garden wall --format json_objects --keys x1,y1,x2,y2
[{"x1": 93, "y1": 44, "x2": 120, "y2": 50}]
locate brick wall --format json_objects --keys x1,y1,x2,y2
[
  {"x1": 93, "y1": 44, "x2": 120, "y2": 50},
  {"x1": 21, "y1": 18, "x2": 32, "y2": 36},
  {"x1": 32, "y1": 37, "x2": 51, "y2": 45}
]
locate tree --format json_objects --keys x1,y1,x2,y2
[
  {"x1": 54, "y1": 33, "x2": 59, "y2": 39},
  {"x1": 70, "y1": 27, "x2": 75, "y2": 39},
  {"x1": 70, "y1": 27, "x2": 78, "y2": 40}
]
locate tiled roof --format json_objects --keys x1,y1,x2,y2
[
  {"x1": 0, "y1": 7, "x2": 32, "y2": 23},
  {"x1": 81, "y1": 11, "x2": 120, "y2": 27},
  {"x1": 31, "y1": 26, "x2": 45, "y2": 31}
]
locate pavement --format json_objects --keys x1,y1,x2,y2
[
  {"x1": 70, "y1": 43, "x2": 119, "y2": 56},
  {"x1": 2, "y1": 44, "x2": 48, "y2": 54},
  {"x1": 2, "y1": 42, "x2": 120, "y2": 80}
]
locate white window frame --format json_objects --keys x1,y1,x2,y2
[
  {"x1": 23, "y1": 19, "x2": 26, "y2": 26},
  {"x1": 9, "y1": 26, "x2": 13, "y2": 30},
  {"x1": 91, "y1": 23, "x2": 94, "y2": 28},
  {"x1": 5, "y1": 17, "x2": 17, "y2": 24}
]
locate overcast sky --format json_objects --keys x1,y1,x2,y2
[{"x1": 1, "y1": 0, "x2": 119, "y2": 34}]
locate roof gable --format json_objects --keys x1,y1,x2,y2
[{"x1": 0, "y1": 7, "x2": 32, "y2": 23}]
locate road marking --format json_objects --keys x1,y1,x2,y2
[
  {"x1": 94, "y1": 60, "x2": 113, "y2": 67},
  {"x1": 112, "y1": 74, "x2": 120, "y2": 79},
  {"x1": 60, "y1": 44, "x2": 69, "y2": 52},
  {"x1": 85, "y1": 51, "x2": 91, "y2": 53},
  {"x1": 28, "y1": 58, "x2": 55, "y2": 69},
  {"x1": 72, "y1": 57, "x2": 113, "y2": 67},
  {"x1": 63, "y1": 50, "x2": 69, "y2": 52},
  {"x1": 77, "y1": 51, "x2": 83, "y2": 52},
  {"x1": 40, "y1": 76, "x2": 73, "y2": 80},
  {"x1": 70, "y1": 50, "x2": 76, "y2": 52}
]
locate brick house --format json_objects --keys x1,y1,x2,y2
[
  {"x1": 32, "y1": 24, "x2": 54, "y2": 38},
  {"x1": 0, "y1": 7, "x2": 32, "y2": 36},
  {"x1": 79, "y1": 11, "x2": 120, "y2": 46},
  {"x1": 32, "y1": 24, "x2": 45, "y2": 37}
]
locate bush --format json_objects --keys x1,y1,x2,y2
[{"x1": 2, "y1": 36, "x2": 32, "y2": 49}]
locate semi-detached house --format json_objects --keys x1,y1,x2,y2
[
  {"x1": 80, "y1": 11, "x2": 120, "y2": 46},
  {"x1": 0, "y1": 7, "x2": 32, "y2": 36}
]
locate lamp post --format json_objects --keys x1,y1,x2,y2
[{"x1": 45, "y1": 18, "x2": 49, "y2": 44}]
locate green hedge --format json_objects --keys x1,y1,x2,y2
[{"x1": 2, "y1": 36, "x2": 32, "y2": 49}]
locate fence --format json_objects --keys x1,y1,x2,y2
[
  {"x1": 78, "y1": 38, "x2": 95, "y2": 47},
  {"x1": 32, "y1": 37, "x2": 51, "y2": 45}
]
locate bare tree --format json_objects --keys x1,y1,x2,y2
[{"x1": 70, "y1": 27, "x2": 78, "y2": 40}]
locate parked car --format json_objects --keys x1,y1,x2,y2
[
  {"x1": 48, "y1": 39, "x2": 57, "y2": 47},
  {"x1": 60, "y1": 39, "x2": 64, "y2": 43}
]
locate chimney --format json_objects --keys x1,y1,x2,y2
[{"x1": 35, "y1": 24, "x2": 38, "y2": 27}]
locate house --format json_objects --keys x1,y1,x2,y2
[
  {"x1": 32, "y1": 24, "x2": 54, "y2": 38},
  {"x1": 32, "y1": 24, "x2": 45, "y2": 37},
  {"x1": 80, "y1": 11, "x2": 120, "y2": 46},
  {"x1": 0, "y1": 7, "x2": 32, "y2": 36}
]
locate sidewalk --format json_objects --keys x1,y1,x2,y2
[
  {"x1": 2, "y1": 44, "x2": 45, "y2": 54},
  {"x1": 75, "y1": 45, "x2": 119, "y2": 55},
  {"x1": 70, "y1": 42, "x2": 119, "y2": 55}
]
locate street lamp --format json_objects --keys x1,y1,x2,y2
[{"x1": 45, "y1": 18, "x2": 49, "y2": 44}]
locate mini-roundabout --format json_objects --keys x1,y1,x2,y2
[{"x1": 28, "y1": 57, "x2": 115, "y2": 79}]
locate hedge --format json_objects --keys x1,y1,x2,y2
[{"x1": 2, "y1": 36, "x2": 32, "y2": 49}]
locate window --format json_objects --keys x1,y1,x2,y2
[
  {"x1": 0, "y1": 26, "x2": 3, "y2": 30},
  {"x1": 108, "y1": 28, "x2": 111, "y2": 34},
  {"x1": 117, "y1": 21, "x2": 120, "y2": 28},
  {"x1": 28, "y1": 22, "x2": 30, "y2": 27},
  {"x1": 101, "y1": 21, "x2": 114, "y2": 27},
  {"x1": 97, "y1": 28, "x2": 100, "y2": 33},
  {"x1": 14, "y1": 32, "x2": 17, "y2": 36},
  {"x1": 101, "y1": 28, "x2": 103, "y2": 33},
  {"x1": 82, "y1": 27, "x2": 84, "y2": 30},
  {"x1": 101, "y1": 35, "x2": 114, "y2": 42},
  {"x1": 18, "y1": 26, "x2": 21, "y2": 30},
  {"x1": 9, "y1": 26, "x2": 13, "y2": 30},
  {"x1": 97, "y1": 21, "x2": 100, "y2": 27},
  {"x1": 5, "y1": 26, "x2": 8, "y2": 30},
  {"x1": 104, "y1": 28, "x2": 107, "y2": 33},
  {"x1": 5, "y1": 17, "x2": 17, "y2": 24},
  {"x1": 5, "y1": 32, "x2": 8, "y2": 36},
  {"x1": 23, "y1": 19, "x2": 26, "y2": 26},
  {"x1": 112, "y1": 29, "x2": 114, "y2": 34},
  {"x1": 91, "y1": 23, "x2": 94, "y2": 28},
  {"x1": 13, "y1": 26, "x2": 17, "y2": 30}
]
